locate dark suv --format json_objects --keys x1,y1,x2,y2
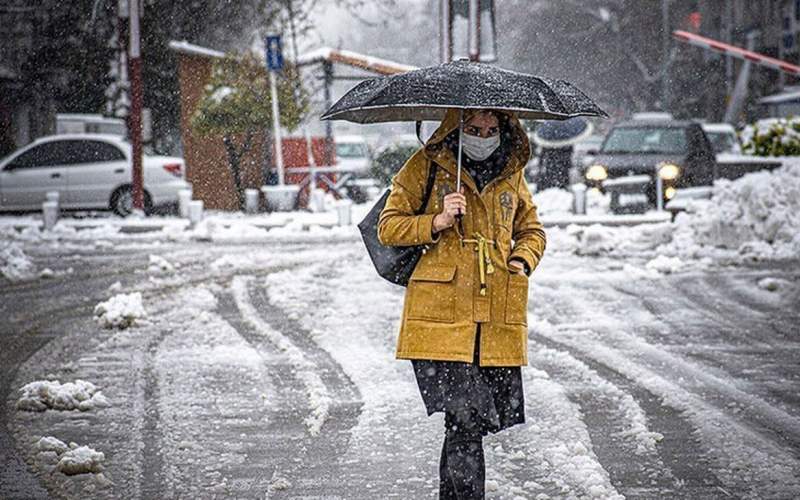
[{"x1": 582, "y1": 119, "x2": 715, "y2": 214}]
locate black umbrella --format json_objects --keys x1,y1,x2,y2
[
  {"x1": 321, "y1": 59, "x2": 607, "y2": 196},
  {"x1": 320, "y1": 59, "x2": 608, "y2": 123},
  {"x1": 532, "y1": 117, "x2": 595, "y2": 149}
]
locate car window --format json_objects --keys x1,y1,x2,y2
[
  {"x1": 601, "y1": 127, "x2": 688, "y2": 154},
  {"x1": 706, "y1": 132, "x2": 738, "y2": 154},
  {"x1": 7, "y1": 140, "x2": 125, "y2": 169},
  {"x1": 9, "y1": 142, "x2": 69, "y2": 169},
  {"x1": 65, "y1": 140, "x2": 126, "y2": 164},
  {"x1": 336, "y1": 143, "x2": 367, "y2": 158}
]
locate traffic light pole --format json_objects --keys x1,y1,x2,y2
[{"x1": 129, "y1": 0, "x2": 144, "y2": 212}]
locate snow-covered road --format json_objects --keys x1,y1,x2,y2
[{"x1": 2, "y1": 237, "x2": 799, "y2": 499}]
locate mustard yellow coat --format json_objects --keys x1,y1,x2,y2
[{"x1": 377, "y1": 108, "x2": 547, "y2": 367}]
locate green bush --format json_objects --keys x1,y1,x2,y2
[
  {"x1": 740, "y1": 117, "x2": 800, "y2": 156},
  {"x1": 370, "y1": 144, "x2": 419, "y2": 187}
]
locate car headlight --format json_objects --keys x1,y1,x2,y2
[
  {"x1": 658, "y1": 163, "x2": 680, "y2": 180},
  {"x1": 664, "y1": 186, "x2": 676, "y2": 199},
  {"x1": 585, "y1": 164, "x2": 608, "y2": 181}
]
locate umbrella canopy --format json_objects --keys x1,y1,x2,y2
[
  {"x1": 320, "y1": 59, "x2": 607, "y2": 124},
  {"x1": 532, "y1": 117, "x2": 595, "y2": 148}
]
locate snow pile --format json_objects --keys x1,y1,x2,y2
[
  {"x1": 645, "y1": 255, "x2": 684, "y2": 274},
  {"x1": 57, "y1": 445, "x2": 106, "y2": 475},
  {"x1": 147, "y1": 254, "x2": 175, "y2": 273},
  {"x1": 33, "y1": 437, "x2": 106, "y2": 475},
  {"x1": 533, "y1": 187, "x2": 574, "y2": 215},
  {"x1": 16, "y1": 379, "x2": 110, "y2": 412},
  {"x1": 542, "y1": 159, "x2": 800, "y2": 265},
  {"x1": 93, "y1": 292, "x2": 147, "y2": 329},
  {"x1": 663, "y1": 159, "x2": 800, "y2": 260},
  {"x1": 0, "y1": 240, "x2": 37, "y2": 281}
]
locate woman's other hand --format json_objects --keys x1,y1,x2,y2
[
  {"x1": 508, "y1": 258, "x2": 526, "y2": 276},
  {"x1": 432, "y1": 187, "x2": 466, "y2": 233}
]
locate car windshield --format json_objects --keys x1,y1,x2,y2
[
  {"x1": 601, "y1": 127, "x2": 688, "y2": 154},
  {"x1": 336, "y1": 142, "x2": 367, "y2": 158},
  {"x1": 706, "y1": 131, "x2": 738, "y2": 154}
]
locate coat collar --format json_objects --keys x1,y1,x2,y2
[{"x1": 421, "y1": 108, "x2": 531, "y2": 192}]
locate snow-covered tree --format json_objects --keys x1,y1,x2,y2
[{"x1": 191, "y1": 52, "x2": 309, "y2": 210}]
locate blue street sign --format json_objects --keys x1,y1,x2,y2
[{"x1": 265, "y1": 35, "x2": 283, "y2": 71}]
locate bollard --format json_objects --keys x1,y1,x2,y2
[
  {"x1": 655, "y1": 170, "x2": 664, "y2": 212},
  {"x1": 45, "y1": 191, "x2": 60, "y2": 204},
  {"x1": 42, "y1": 201, "x2": 59, "y2": 230},
  {"x1": 244, "y1": 189, "x2": 259, "y2": 214},
  {"x1": 178, "y1": 189, "x2": 192, "y2": 218},
  {"x1": 336, "y1": 199, "x2": 352, "y2": 226},
  {"x1": 309, "y1": 188, "x2": 327, "y2": 213},
  {"x1": 188, "y1": 200, "x2": 204, "y2": 226},
  {"x1": 571, "y1": 183, "x2": 587, "y2": 215}
]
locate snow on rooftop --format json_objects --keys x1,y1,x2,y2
[
  {"x1": 168, "y1": 40, "x2": 225, "y2": 59},
  {"x1": 297, "y1": 46, "x2": 416, "y2": 74}
]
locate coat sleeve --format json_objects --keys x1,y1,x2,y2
[
  {"x1": 377, "y1": 152, "x2": 441, "y2": 247},
  {"x1": 509, "y1": 173, "x2": 546, "y2": 275}
]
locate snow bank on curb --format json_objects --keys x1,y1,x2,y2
[
  {"x1": 663, "y1": 159, "x2": 800, "y2": 260},
  {"x1": 17, "y1": 379, "x2": 110, "y2": 412},
  {"x1": 543, "y1": 159, "x2": 800, "y2": 265},
  {"x1": 94, "y1": 292, "x2": 147, "y2": 329},
  {"x1": 34, "y1": 437, "x2": 106, "y2": 475},
  {"x1": 0, "y1": 240, "x2": 37, "y2": 281},
  {"x1": 534, "y1": 188, "x2": 574, "y2": 215}
]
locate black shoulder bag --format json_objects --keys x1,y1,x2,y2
[{"x1": 357, "y1": 160, "x2": 438, "y2": 287}]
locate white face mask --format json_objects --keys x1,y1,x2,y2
[{"x1": 461, "y1": 132, "x2": 500, "y2": 161}]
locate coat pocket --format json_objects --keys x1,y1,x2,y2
[
  {"x1": 407, "y1": 264, "x2": 457, "y2": 323},
  {"x1": 504, "y1": 271, "x2": 529, "y2": 325}
]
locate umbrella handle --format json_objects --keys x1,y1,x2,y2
[
  {"x1": 456, "y1": 108, "x2": 465, "y2": 243},
  {"x1": 455, "y1": 213, "x2": 465, "y2": 241}
]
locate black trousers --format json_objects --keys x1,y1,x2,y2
[{"x1": 439, "y1": 326, "x2": 487, "y2": 500}]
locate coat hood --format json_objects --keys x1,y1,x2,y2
[{"x1": 422, "y1": 108, "x2": 532, "y2": 181}]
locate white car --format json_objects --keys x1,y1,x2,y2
[
  {"x1": 0, "y1": 134, "x2": 189, "y2": 216},
  {"x1": 334, "y1": 135, "x2": 371, "y2": 174}
]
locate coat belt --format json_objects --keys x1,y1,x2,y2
[{"x1": 461, "y1": 232, "x2": 497, "y2": 296}]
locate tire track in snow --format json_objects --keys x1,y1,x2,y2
[
  {"x1": 527, "y1": 333, "x2": 731, "y2": 499},
  {"x1": 230, "y1": 272, "x2": 364, "y2": 498},
  {"x1": 610, "y1": 279, "x2": 800, "y2": 448},
  {"x1": 529, "y1": 317, "x2": 800, "y2": 498},
  {"x1": 231, "y1": 275, "x2": 334, "y2": 437}
]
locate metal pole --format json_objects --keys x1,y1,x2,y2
[
  {"x1": 304, "y1": 125, "x2": 317, "y2": 190},
  {"x1": 269, "y1": 69, "x2": 285, "y2": 185},
  {"x1": 661, "y1": 0, "x2": 670, "y2": 112},
  {"x1": 468, "y1": 0, "x2": 479, "y2": 62},
  {"x1": 725, "y1": 0, "x2": 734, "y2": 95},
  {"x1": 129, "y1": 0, "x2": 144, "y2": 211},
  {"x1": 440, "y1": 0, "x2": 451, "y2": 63},
  {"x1": 323, "y1": 60, "x2": 334, "y2": 165},
  {"x1": 456, "y1": 109, "x2": 465, "y2": 237}
]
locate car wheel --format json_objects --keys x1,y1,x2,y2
[{"x1": 110, "y1": 186, "x2": 152, "y2": 216}]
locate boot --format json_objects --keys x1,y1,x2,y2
[{"x1": 445, "y1": 437, "x2": 485, "y2": 500}]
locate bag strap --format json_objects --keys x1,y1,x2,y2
[{"x1": 414, "y1": 159, "x2": 438, "y2": 215}]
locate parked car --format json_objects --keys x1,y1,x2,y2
[
  {"x1": 701, "y1": 123, "x2": 742, "y2": 155},
  {"x1": 334, "y1": 135, "x2": 371, "y2": 175},
  {"x1": 582, "y1": 119, "x2": 716, "y2": 214},
  {"x1": 0, "y1": 134, "x2": 189, "y2": 216}
]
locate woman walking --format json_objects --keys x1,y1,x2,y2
[{"x1": 377, "y1": 108, "x2": 547, "y2": 499}]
